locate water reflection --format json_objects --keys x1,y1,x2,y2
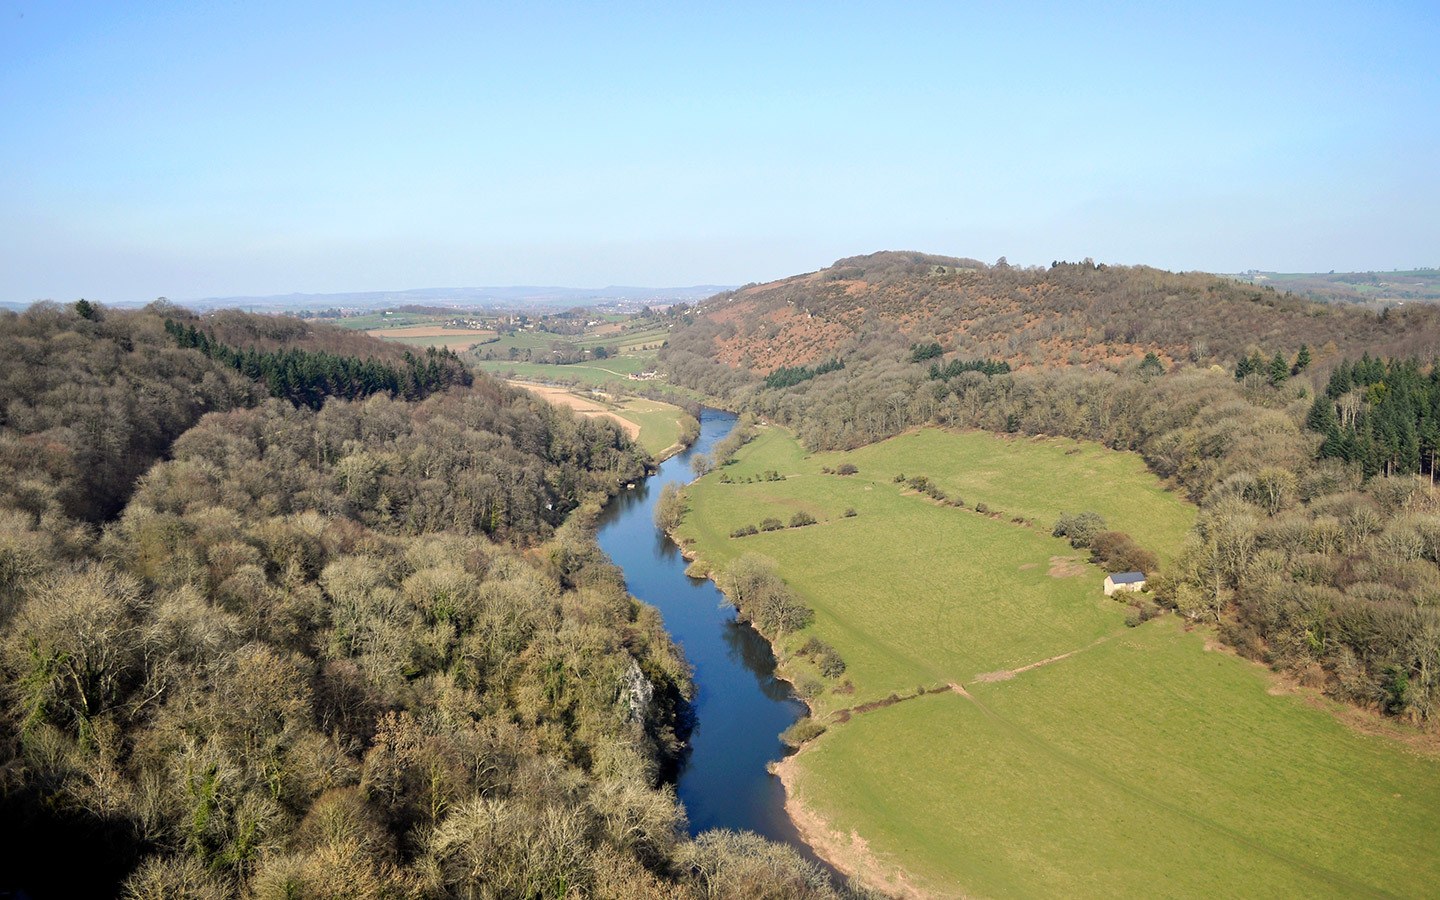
[{"x1": 594, "y1": 409, "x2": 823, "y2": 857}]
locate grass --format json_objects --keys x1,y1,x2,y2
[
  {"x1": 677, "y1": 427, "x2": 1167, "y2": 711},
  {"x1": 678, "y1": 425, "x2": 1440, "y2": 897},
  {"x1": 793, "y1": 620, "x2": 1440, "y2": 898},
  {"x1": 472, "y1": 357, "x2": 653, "y2": 386},
  {"x1": 369, "y1": 333, "x2": 496, "y2": 351},
  {"x1": 612, "y1": 397, "x2": 687, "y2": 457},
  {"x1": 810, "y1": 429, "x2": 1194, "y2": 561}
]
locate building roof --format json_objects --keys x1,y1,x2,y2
[{"x1": 1108, "y1": 571, "x2": 1147, "y2": 584}]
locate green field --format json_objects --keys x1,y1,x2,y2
[
  {"x1": 678, "y1": 426, "x2": 1440, "y2": 897},
  {"x1": 812, "y1": 429, "x2": 1194, "y2": 560},
  {"x1": 611, "y1": 396, "x2": 688, "y2": 457},
  {"x1": 473, "y1": 358, "x2": 653, "y2": 386},
  {"x1": 793, "y1": 620, "x2": 1440, "y2": 897},
  {"x1": 330, "y1": 311, "x2": 443, "y2": 329}
]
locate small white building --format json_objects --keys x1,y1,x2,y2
[{"x1": 1103, "y1": 571, "x2": 1147, "y2": 596}]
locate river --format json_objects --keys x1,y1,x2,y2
[{"x1": 594, "y1": 408, "x2": 823, "y2": 858}]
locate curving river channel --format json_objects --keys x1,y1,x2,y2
[{"x1": 594, "y1": 408, "x2": 825, "y2": 861}]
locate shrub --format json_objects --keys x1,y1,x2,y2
[
  {"x1": 843, "y1": 508, "x2": 857, "y2": 518},
  {"x1": 759, "y1": 517, "x2": 784, "y2": 532},
  {"x1": 836, "y1": 463, "x2": 858, "y2": 476},
  {"x1": 779, "y1": 718, "x2": 827, "y2": 748},
  {"x1": 789, "y1": 511, "x2": 817, "y2": 528},
  {"x1": 1090, "y1": 530, "x2": 1158, "y2": 574},
  {"x1": 1053, "y1": 511, "x2": 1107, "y2": 548}
]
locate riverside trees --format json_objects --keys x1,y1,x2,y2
[{"x1": 0, "y1": 302, "x2": 861, "y2": 898}]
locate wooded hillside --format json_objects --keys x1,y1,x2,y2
[
  {"x1": 664, "y1": 251, "x2": 1440, "y2": 378},
  {"x1": 0, "y1": 302, "x2": 857, "y2": 899}
]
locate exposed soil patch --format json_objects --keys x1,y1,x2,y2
[
  {"x1": 506, "y1": 381, "x2": 641, "y2": 439},
  {"x1": 774, "y1": 752, "x2": 945, "y2": 899},
  {"x1": 1047, "y1": 555, "x2": 1087, "y2": 578},
  {"x1": 828, "y1": 685, "x2": 950, "y2": 724},
  {"x1": 972, "y1": 635, "x2": 1116, "y2": 683}
]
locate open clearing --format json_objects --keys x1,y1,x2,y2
[
  {"x1": 365, "y1": 325, "x2": 495, "y2": 350},
  {"x1": 678, "y1": 426, "x2": 1440, "y2": 897},
  {"x1": 506, "y1": 381, "x2": 687, "y2": 458}
]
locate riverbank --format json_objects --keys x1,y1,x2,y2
[
  {"x1": 673, "y1": 423, "x2": 1440, "y2": 897},
  {"x1": 773, "y1": 750, "x2": 934, "y2": 900},
  {"x1": 591, "y1": 409, "x2": 825, "y2": 858}
]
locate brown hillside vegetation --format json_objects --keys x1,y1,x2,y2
[{"x1": 680, "y1": 251, "x2": 1440, "y2": 375}]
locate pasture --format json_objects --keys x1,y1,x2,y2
[
  {"x1": 364, "y1": 325, "x2": 496, "y2": 351},
  {"x1": 677, "y1": 425, "x2": 1440, "y2": 897}
]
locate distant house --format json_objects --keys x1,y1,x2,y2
[{"x1": 1103, "y1": 571, "x2": 1147, "y2": 596}]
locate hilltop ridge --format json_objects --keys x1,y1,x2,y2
[{"x1": 669, "y1": 251, "x2": 1440, "y2": 377}]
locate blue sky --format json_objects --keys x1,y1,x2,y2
[{"x1": 2, "y1": 1, "x2": 1436, "y2": 302}]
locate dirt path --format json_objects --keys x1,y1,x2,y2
[
  {"x1": 970, "y1": 633, "x2": 1118, "y2": 683},
  {"x1": 506, "y1": 381, "x2": 641, "y2": 438}
]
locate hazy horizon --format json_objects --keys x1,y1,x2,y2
[{"x1": 4, "y1": 1, "x2": 1436, "y2": 304}]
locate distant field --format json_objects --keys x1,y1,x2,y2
[
  {"x1": 474, "y1": 358, "x2": 651, "y2": 387},
  {"x1": 1231, "y1": 269, "x2": 1440, "y2": 305},
  {"x1": 507, "y1": 382, "x2": 688, "y2": 458},
  {"x1": 573, "y1": 322, "x2": 671, "y2": 351},
  {"x1": 365, "y1": 325, "x2": 495, "y2": 350},
  {"x1": 678, "y1": 426, "x2": 1440, "y2": 897},
  {"x1": 332, "y1": 312, "x2": 442, "y2": 329}
]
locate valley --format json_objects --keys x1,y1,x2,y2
[{"x1": 675, "y1": 423, "x2": 1440, "y2": 897}]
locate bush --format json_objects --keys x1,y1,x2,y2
[
  {"x1": 789, "y1": 511, "x2": 817, "y2": 528},
  {"x1": 836, "y1": 463, "x2": 858, "y2": 476},
  {"x1": 1053, "y1": 511, "x2": 1107, "y2": 548},
  {"x1": 1089, "y1": 530, "x2": 1158, "y2": 574},
  {"x1": 799, "y1": 637, "x2": 846, "y2": 678},
  {"x1": 843, "y1": 508, "x2": 857, "y2": 518},
  {"x1": 780, "y1": 717, "x2": 827, "y2": 748},
  {"x1": 759, "y1": 517, "x2": 784, "y2": 532}
]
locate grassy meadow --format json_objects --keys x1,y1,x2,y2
[
  {"x1": 676, "y1": 425, "x2": 1440, "y2": 897},
  {"x1": 612, "y1": 396, "x2": 687, "y2": 457}
]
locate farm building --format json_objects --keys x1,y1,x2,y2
[{"x1": 1103, "y1": 571, "x2": 1147, "y2": 596}]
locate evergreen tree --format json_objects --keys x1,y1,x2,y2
[
  {"x1": 1294, "y1": 344, "x2": 1312, "y2": 374},
  {"x1": 1268, "y1": 352, "x2": 1289, "y2": 385}
]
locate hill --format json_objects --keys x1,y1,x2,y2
[
  {"x1": 663, "y1": 251, "x2": 1440, "y2": 380},
  {"x1": 0, "y1": 300, "x2": 857, "y2": 899}
]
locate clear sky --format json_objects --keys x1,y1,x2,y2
[{"x1": 2, "y1": 1, "x2": 1436, "y2": 302}]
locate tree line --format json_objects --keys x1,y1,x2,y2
[
  {"x1": 165, "y1": 317, "x2": 471, "y2": 409},
  {"x1": 763, "y1": 358, "x2": 844, "y2": 390}
]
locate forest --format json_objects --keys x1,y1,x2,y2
[
  {"x1": 0, "y1": 302, "x2": 863, "y2": 898},
  {"x1": 660, "y1": 258, "x2": 1440, "y2": 724}
]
